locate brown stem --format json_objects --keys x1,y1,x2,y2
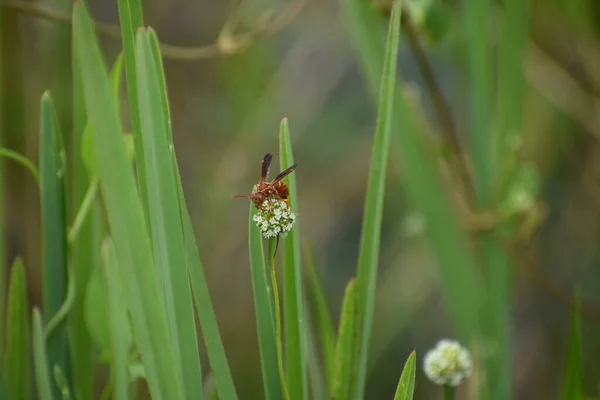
[
  {"x1": 0, "y1": 0, "x2": 306, "y2": 61},
  {"x1": 401, "y1": 15, "x2": 477, "y2": 208}
]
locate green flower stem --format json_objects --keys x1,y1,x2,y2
[
  {"x1": 443, "y1": 385, "x2": 455, "y2": 400},
  {"x1": 68, "y1": 177, "x2": 99, "y2": 245},
  {"x1": 268, "y1": 237, "x2": 290, "y2": 400},
  {"x1": 0, "y1": 146, "x2": 40, "y2": 187}
]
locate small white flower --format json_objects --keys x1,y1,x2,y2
[
  {"x1": 423, "y1": 339, "x2": 472, "y2": 387},
  {"x1": 252, "y1": 199, "x2": 297, "y2": 239}
]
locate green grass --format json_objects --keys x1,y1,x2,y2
[
  {"x1": 135, "y1": 27, "x2": 203, "y2": 399},
  {"x1": 73, "y1": 3, "x2": 184, "y2": 398},
  {"x1": 39, "y1": 91, "x2": 69, "y2": 398},
  {"x1": 279, "y1": 118, "x2": 308, "y2": 400},
  {"x1": 4, "y1": 258, "x2": 31, "y2": 400},
  {"x1": 393, "y1": 351, "x2": 416, "y2": 400},
  {"x1": 1, "y1": 0, "x2": 588, "y2": 399},
  {"x1": 352, "y1": 1, "x2": 402, "y2": 397},
  {"x1": 248, "y1": 202, "x2": 285, "y2": 400}
]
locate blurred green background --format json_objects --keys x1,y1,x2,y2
[{"x1": 3, "y1": 0, "x2": 600, "y2": 398}]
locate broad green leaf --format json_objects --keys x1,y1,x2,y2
[
  {"x1": 83, "y1": 261, "x2": 110, "y2": 361},
  {"x1": 5, "y1": 258, "x2": 31, "y2": 400},
  {"x1": 135, "y1": 28, "x2": 203, "y2": 399},
  {"x1": 73, "y1": 3, "x2": 184, "y2": 399},
  {"x1": 249, "y1": 203, "x2": 284, "y2": 400},
  {"x1": 350, "y1": 1, "x2": 402, "y2": 397},
  {"x1": 279, "y1": 118, "x2": 307, "y2": 399},
  {"x1": 39, "y1": 91, "x2": 69, "y2": 397},
  {"x1": 32, "y1": 308, "x2": 54, "y2": 400},
  {"x1": 102, "y1": 238, "x2": 133, "y2": 400},
  {"x1": 80, "y1": 55, "x2": 124, "y2": 177},
  {"x1": 303, "y1": 245, "x2": 336, "y2": 392},
  {"x1": 393, "y1": 351, "x2": 416, "y2": 400},
  {"x1": 332, "y1": 279, "x2": 357, "y2": 400}
]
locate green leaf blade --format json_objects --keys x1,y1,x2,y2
[
  {"x1": 352, "y1": 1, "x2": 402, "y2": 398},
  {"x1": 393, "y1": 351, "x2": 416, "y2": 400},
  {"x1": 73, "y1": 3, "x2": 184, "y2": 399},
  {"x1": 33, "y1": 308, "x2": 54, "y2": 400},
  {"x1": 332, "y1": 279, "x2": 357, "y2": 400},
  {"x1": 5, "y1": 258, "x2": 32, "y2": 400},
  {"x1": 39, "y1": 91, "x2": 69, "y2": 397},
  {"x1": 181, "y1": 193, "x2": 239, "y2": 400},
  {"x1": 303, "y1": 246, "x2": 336, "y2": 393},
  {"x1": 116, "y1": 0, "x2": 149, "y2": 221},
  {"x1": 248, "y1": 204, "x2": 284, "y2": 400},
  {"x1": 279, "y1": 118, "x2": 307, "y2": 400},
  {"x1": 135, "y1": 27, "x2": 203, "y2": 400},
  {"x1": 102, "y1": 238, "x2": 132, "y2": 400}
]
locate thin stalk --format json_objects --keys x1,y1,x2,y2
[
  {"x1": 268, "y1": 237, "x2": 291, "y2": 400},
  {"x1": 0, "y1": 147, "x2": 40, "y2": 187},
  {"x1": 443, "y1": 385, "x2": 455, "y2": 400},
  {"x1": 68, "y1": 178, "x2": 98, "y2": 245}
]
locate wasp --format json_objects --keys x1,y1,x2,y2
[{"x1": 233, "y1": 153, "x2": 297, "y2": 210}]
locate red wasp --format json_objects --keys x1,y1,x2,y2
[{"x1": 233, "y1": 153, "x2": 297, "y2": 211}]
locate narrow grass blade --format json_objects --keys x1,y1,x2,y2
[
  {"x1": 73, "y1": 3, "x2": 184, "y2": 399},
  {"x1": 68, "y1": 51, "x2": 122, "y2": 400},
  {"x1": 332, "y1": 279, "x2": 357, "y2": 400},
  {"x1": 248, "y1": 205, "x2": 284, "y2": 400},
  {"x1": 135, "y1": 28, "x2": 203, "y2": 399},
  {"x1": 303, "y1": 245, "x2": 336, "y2": 392},
  {"x1": 279, "y1": 118, "x2": 307, "y2": 399},
  {"x1": 351, "y1": 2, "x2": 402, "y2": 397},
  {"x1": 117, "y1": 0, "x2": 148, "y2": 220},
  {"x1": 33, "y1": 308, "x2": 54, "y2": 400},
  {"x1": 464, "y1": 0, "x2": 510, "y2": 394},
  {"x1": 464, "y1": 0, "x2": 493, "y2": 198},
  {"x1": 102, "y1": 238, "x2": 132, "y2": 400},
  {"x1": 343, "y1": 0, "x2": 480, "y2": 373},
  {"x1": 5, "y1": 258, "x2": 32, "y2": 400},
  {"x1": 179, "y1": 190, "x2": 239, "y2": 400},
  {"x1": 561, "y1": 291, "x2": 583, "y2": 400},
  {"x1": 69, "y1": 28, "x2": 91, "y2": 400},
  {"x1": 487, "y1": 2, "x2": 531, "y2": 397},
  {"x1": 393, "y1": 351, "x2": 416, "y2": 400},
  {"x1": 39, "y1": 91, "x2": 69, "y2": 396},
  {"x1": 305, "y1": 311, "x2": 327, "y2": 400},
  {"x1": 145, "y1": 25, "x2": 238, "y2": 399}
]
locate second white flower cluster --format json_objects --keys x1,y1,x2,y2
[{"x1": 253, "y1": 198, "x2": 297, "y2": 238}]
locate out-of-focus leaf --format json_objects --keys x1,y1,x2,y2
[{"x1": 5, "y1": 258, "x2": 31, "y2": 400}]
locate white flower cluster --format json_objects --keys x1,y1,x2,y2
[
  {"x1": 252, "y1": 198, "x2": 296, "y2": 239},
  {"x1": 423, "y1": 339, "x2": 473, "y2": 387}
]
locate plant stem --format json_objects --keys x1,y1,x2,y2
[
  {"x1": 268, "y1": 237, "x2": 291, "y2": 400},
  {"x1": 443, "y1": 385, "x2": 455, "y2": 400},
  {"x1": 0, "y1": 146, "x2": 40, "y2": 187},
  {"x1": 68, "y1": 177, "x2": 98, "y2": 245}
]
